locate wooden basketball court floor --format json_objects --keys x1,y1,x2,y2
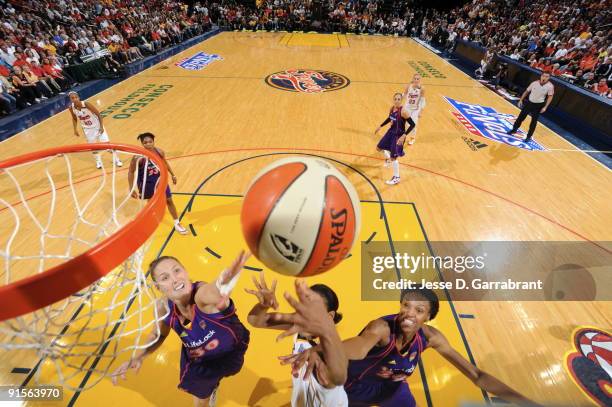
[{"x1": 0, "y1": 32, "x2": 610, "y2": 406}]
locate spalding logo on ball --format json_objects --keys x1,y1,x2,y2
[{"x1": 241, "y1": 157, "x2": 361, "y2": 277}]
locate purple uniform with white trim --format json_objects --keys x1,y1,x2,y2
[
  {"x1": 376, "y1": 107, "x2": 407, "y2": 159},
  {"x1": 164, "y1": 282, "x2": 250, "y2": 399},
  {"x1": 345, "y1": 314, "x2": 427, "y2": 406},
  {"x1": 136, "y1": 147, "x2": 171, "y2": 199}
]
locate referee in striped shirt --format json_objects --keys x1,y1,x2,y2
[{"x1": 507, "y1": 72, "x2": 554, "y2": 142}]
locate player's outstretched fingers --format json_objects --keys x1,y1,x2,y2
[
  {"x1": 276, "y1": 323, "x2": 300, "y2": 342},
  {"x1": 251, "y1": 274, "x2": 262, "y2": 291},
  {"x1": 283, "y1": 291, "x2": 306, "y2": 314},
  {"x1": 294, "y1": 279, "x2": 314, "y2": 302},
  {"x1": 270, "y1": 278, "x2": 279, "y2": 309},
  {"x1": 303, "y1": 351, "x2": 319, "y2": 380},
  {"x1": 278, "y1": 352, "x2": 301, "y2": 365}
]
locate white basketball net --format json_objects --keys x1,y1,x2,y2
[{"x1": 0, "y1": 148, "x2": 169, "y2": 391}]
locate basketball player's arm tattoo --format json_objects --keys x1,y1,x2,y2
[
  {"x1": 425, "y1": 326, "x2": 539, "y2": 405},
  {"x1": 342, "y1": 319, "x2": 389, "y2": 360},
  {"x1": 85, "y1": 101, "x2": 104, "y2": 130}
]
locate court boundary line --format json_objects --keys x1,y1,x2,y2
[
  {"x1": 409, "y1": 38, "x2": 611, "y2": 171},
  {"x1": 67, "y1": 151, "x2": 437, "y2": 406}
]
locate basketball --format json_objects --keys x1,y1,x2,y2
[{"x1": 241, "y1": 156, "x2": 361, "y2": 277}]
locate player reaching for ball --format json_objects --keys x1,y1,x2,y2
[
  {"x1": 246, "y1": 275, "x2": 349, "y2": 406},
  {"x1": 402, "y1": 73, "x2": 425, "y2": 145},
  {"x1": 69, "y1": 91, "x2": 123, "y2": 169},
  {"x1": 111, "y1": 251, "x2": 251, "y2": 407},
  {"x1": 283, "y1": 286, "x2": 538, "y2": 406},
  {"x1": 375, "y1": 93, "x2": 411, "y2": 185}
]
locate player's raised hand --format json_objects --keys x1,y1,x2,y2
[
  {"x1": 270, "y1": 280, "x2": 336, "y2": 342},
  {"x1": 278, "y1": 346, "x2": 328, "y2": 383},
  {"x1": 244, "y1": 272, "x2": 278, "y2": 310},
  {"x1": 215, "y1": 251, "x2": 251, "y2": 308},
  {"x1": 111, "y1": 357, "x2": 143, "y2": 385}
]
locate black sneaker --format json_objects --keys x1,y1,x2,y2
[{"x1": 506, "y1": 129, "x2": 516, "y2": 135}]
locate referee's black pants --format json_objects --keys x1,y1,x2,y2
[{"x1": 511, "y1": 101, "x2": 545, "y2": 139}]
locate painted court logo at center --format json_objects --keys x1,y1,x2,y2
[{"x1": 265, "y1": 69, "x2": 350, "y2": 93}]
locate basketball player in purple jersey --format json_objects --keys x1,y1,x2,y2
[
  {"x1": 284, "y1": 286, "x2": 537, "y2": 406},
  {"x1": 128, "y1": 132, "x2": 188, "y2": 235},
  {"x1": 375, "y1": 93, "x2": 412, "y2": 185},
  {"x1": 112, "y1": 251, "x2": 251, "y2": 407}
]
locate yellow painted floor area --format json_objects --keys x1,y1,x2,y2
[
  {"x1": 279, "y1": 33, "x2": 349, "y2": 47},
  {"x1": 58, "y1": 195, "x2": 482, "y2": 407}
]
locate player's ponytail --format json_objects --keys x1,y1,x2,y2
[{"x1": 310, "y1": 284, "x2": 342, "y2": 325}]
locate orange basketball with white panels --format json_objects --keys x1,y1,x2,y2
[{"x1": 241, "y1": 157, "x2": 361, "y2": 277}]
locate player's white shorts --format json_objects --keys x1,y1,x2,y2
[
  {"x1": 291, "y1": 370, "x2": 348, "y2": 407},
  {"x1": 291, "y1": 337, "x2": 348, "y2": 407},
  {"x1": 83, "y1": 127, "x2": 110, "y2": 143}
]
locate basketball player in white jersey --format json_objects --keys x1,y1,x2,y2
[
  {"x1": 246, "y1": 275, "x2": 348, "y2": 407},
  {"x1": 402, "y1": 73, "x2": 426, "y2": 145},
  {"x1": 69, "y1": 91, "x2": 122, "y2": 169}
]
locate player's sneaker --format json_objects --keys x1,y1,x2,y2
[
  {"x1": 385, "y1": 176, "x2": 400, "y2": 185},
  {"x1": 96, "y1": 160, "x2": 103, "y2": 169},
  {"x1": 174, "y1": 222, "x2": 188, "y2": 235},
  {"x1": 115, "y1": 159, "x2": 123, "y2": 167},
  {"x1": 408, "y1": 137, "x2": 416, "y2": 145}
]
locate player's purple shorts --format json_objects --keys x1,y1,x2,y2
[
  {"x1": 177, "y1": 331, "x2": 250, "y2": 399},
  {"x1": 377, "y1": 130, "x2": 406, "y2": 159},
  {"x1": 346, "y1": 380, "x2": 416, "y2": 407},
  {"x1": 138, "y1": 181, "x2": 171, "y2": 200}
]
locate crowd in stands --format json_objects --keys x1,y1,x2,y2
[
  {"x1": 419, "y1": 0, "x2": 611, "y2": 98},
  {"x1": 1, "y1": 0, "x2": 610, "y2": 117},
  {"x1": 211, "y1": 0, "x2": 610, "y2": 98},
  {"x1": 210, "y1": 0, "x2": 427, "y2": 36},
  {"x1": 0, "y1": 0, "x2": 212, "y2": 116}
]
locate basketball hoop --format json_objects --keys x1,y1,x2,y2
[{"x1": 0, "y1": 143, "x2": 170, "y2": 390}]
